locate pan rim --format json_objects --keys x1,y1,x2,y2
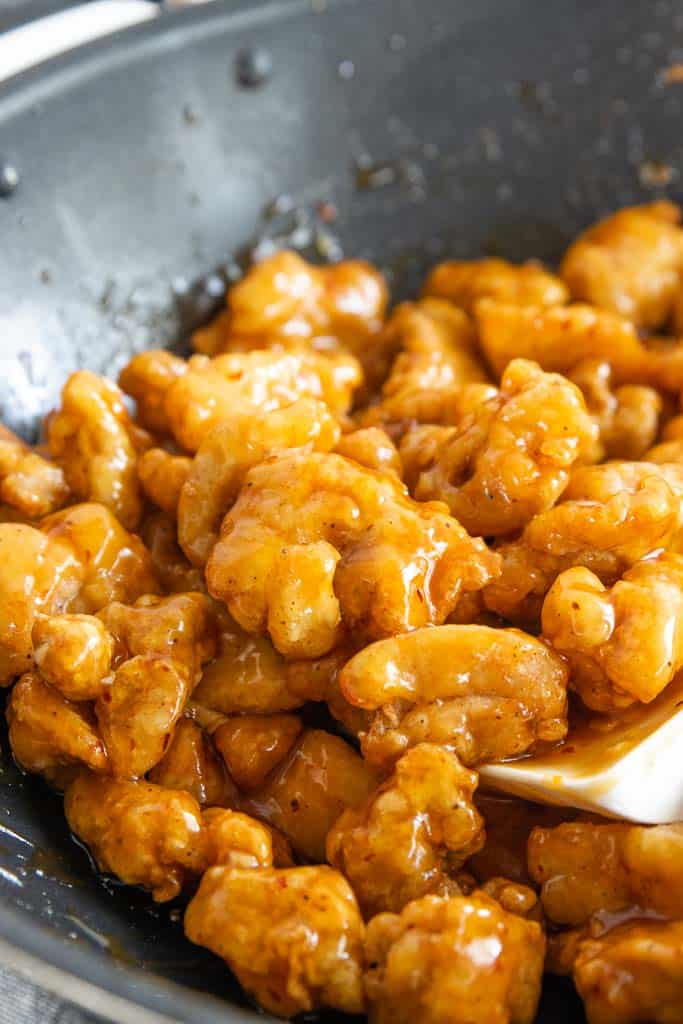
[{"x1": 0, "y1": 0, "x2": 361, "y2": 117}]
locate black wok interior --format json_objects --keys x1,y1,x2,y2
[{"x1": 1, "y1": 0, "x2": 682, "y2": 1018}]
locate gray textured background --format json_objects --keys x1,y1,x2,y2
[{"x1": 0, "y1": 967, "x2": 103, "y2": 1024}]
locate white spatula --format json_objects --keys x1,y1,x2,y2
[{"x1": 479, "y1": 674, "x2": 683, "y2": 824}]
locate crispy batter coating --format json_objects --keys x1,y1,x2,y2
[
  {"x1": 212, "y1": 713, "x2": 303, "y2": 792},
  {"x1": 200, "y1": 807, "x2": 284, "y2": 869},
  {"x1": 118, "y1": 349, "x2": 188, "y2": 435},
  {"x1": 528, "y1": 820, "x2": 683, "y2": 926},
  {"x1": 7, "y1": 673, "x2": 108, "y2": 784},
  {"x1": 560, "y1": 201, "x2": 683, "y2": 330},
  {"x1": 542, "y1": 553, "x2": 683, "y2": 711},
  {"x1": 363, "y1": 892, "x2": 545, "y2": 1024},
  {"x1": 340, "y1": 625, "x2": 568, "y2": 771},
  {"x1": 137, "y1": 448, "x2": 191, "y2": 517},
  {"x1": 32, "y1": 613, "x2": 113, "y2": 701},
  {"x1": 192, "y1": 249, "x2": 387, "y2": 364},
  {"x1": 207, "y1": 451, "x2": 500, "y2": 657},
  {"x1": 0, "y1": 504, "x2": 158, "y2": 685},
  {"x1": 47, "y1": 371, "x2": 150, "y2": 529},
  {"x1": 139, "y1": 512, "x2": 204, "y2": 593},
  {"x1": 475, "y1": 301, "x2": 651, "y2": 384},
  {"x1": 148, "y1": 717, "x2": 237, "y2": 808},
  {"x1": 361, "y1": 299, "x2": 490, "y2": 427},
  {"x1": 43, "y1": 503, "x2": 159, "y2": 613},
  {"x1": 184, "y1": 864, "x2": 365, "y2": 1017},
  {"x1": 193, "y1": 619, "x2": 346, "y2": 714},
  {"x1": 334, "y1": 427, "x2": 402, "y2": 477},
  {"x1": 98, "y1": 593, "x2": 216, "y2": 678},
  {"x1": 64, "y1": 772, "x2": 206, "y2": 901},
  {"x1": 0, "y1": 425, "x2": 69, "y2": 518},
  {"x1": 245, "y1": 729, "x2": 377, "y2": 861},
  {"x1": 96, "y1": 655, "x2": 194, "y2": 780},
  {"x1": 327, "y1": 744, "x2": 484, "y2": 917},
  {"x1": 178, "y1": 397, "x2": 339, "y2": 567},
  {"x1": 94, "y1": 594, "x2": 216, "y2": 778},
  {"x1": 484, "y1": 462, "x2": 683, "y2": 623},
  {"x1": 423, "y1": 257, "x2": 568, "y2": 312},
  {"x1": 568, "y1": 359, "x2": 662, "y2": 462},
  {"x1": 404, "y1": 358, "x2": 596, "y2": 536},
  {"x1": 0, "y1": 524, "x2": 82, "y2": 683},
  {"x1": 164, "y1": 349, "x2": 361, "y2": 452},
  {"x1": 573, "y1": 919, "x2": 683, "y2": 1024}
]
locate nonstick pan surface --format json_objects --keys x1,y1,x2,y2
[{"x1": 1, "y1": 0, "x2": 682, "y2": 1019}]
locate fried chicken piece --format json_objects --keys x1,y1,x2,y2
[
  {"x1": 542, "y1": 553, "x2": 683, "y2": 711},
  {"x1": 528, "y1": 820, "x2": 683, "y2": 926},
  {"x1": 335, "y1": 427, "x2": 402, "y2": 477},
  {"x1": 98, "y1": 593, "x2": 216, "y2": 679},
  {"x1": 0, "y1": 523, "x2": 82, "y2": 683},
  {"x1": 96, "y1": 655, "x2": 194, "y2": 780},
  {"x1": 469, "y1": 793, "x2": 575, "y2": 886},
  {"x1": 43, "y1": 503, "x2": 159, "y2": 613},
  {"x1": 245, "y1": 729, "x2": 376, "y2": 861},
  {"x1": 0, "y1": 425, "x2": 69, "y2": 518},
  {"x1": 212, "y1": 713, "x2": 303, "y2": 792},
  {"x1": 327, "y1": 744, "x2": 484, "y2": 917},
  {"x1": 148, "y1": 717, "x2": 237, "y2": 807},
  {"x1": 118, "y1": 349, "x2": 188, "y2": 435},
  {"x1": 361, "y1": 300, "x2": 490, "y2": 426},
  {"x1": 339, "y1": 625, "x2": 568, "y2": 772},
  {"x1": 560, "y1": 201, "x2": 683, "y2": 330},
  {"x1": 139, "y1": 512, "x2": 204, "y2": 593},
  {"x1": 192, "y1": 249, "x2": 387, "y2": 364},
  {"x1": 568, "y1": 359, "x2": 662, "y2": 462},
  {"x1": 177, "y1": 397, "x2": 339, "y2": 567},
  {"x1": 0, "y1": 503, "x2": 158, "y2": 684},
  {"x1": 95, "y1": 594, "x2": 216, "y2": 778},
  {"x1": 199, "y1": 807, "x2": 291, "y2": 869},
  {"x1": 484, "y1": 462, "x2": 683, "y2": 624},
  {"x1": 207, "y1": 451, "x2": 500, "y2": 658},
  {"x1": 7, "y1": 673, "x2": 108, "y2": 785},
  {"x1": 46, "y1": 370, "x2": 150, "y2": 529},
  {"x1": 165, "y1": 349, "x2": 361, "y2": 453},
  {"x1": 573, "y1": 919, "x2": 683, "y2": 1024},
  {"x1": 404, "y1": 359, "x2": 596, "y2": 536},
  {"x1": 364, "y1": 891, "x2": 545, "y2": 1024},
  {"x1": 423, "y1": 257, "x2": 568, "y2": 312},
  {"x1": 193, "y1": 618, "x2": 346, "y2": 714},
  {"x1": 64, "y1": 773, "x2": 206, "y2": 901},
  {"x1": 185, "y1": 864, "x2": 365, "y2": 1017},
  {"x1": 32, "y1": 613, "x2": 113, "y2": 701},
  {"x1": 137, "y1": 448, "x2": 191, "y2": 517},
  {"x1": 475, "y1": 301, "x2": 651, "y2": 383}
]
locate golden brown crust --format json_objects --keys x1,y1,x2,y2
[
  {"x1": 403, "y1": 358, "x2": 597, "y2": 536},
  {"x1": 47, "y1": 371, "x2": 150, "y2": 529},
  {"x1": 184, "y1": 864, "x2": 366, "y2": 1017},
  {"x1": 340, "y1": 625, "x2": 568, "y2": 771},
  {"x1": 573, "y1": 919, "x2": 683, "y2": 1024},
  {"x1": 423, "y1": 257, "x2": 568, "y2": 312},
  {"x1": 560, "y1": 201, "x2": 683, "y2": 330},
  {"x1": 364, "y1": 892, "x2": 545, "y2": 1024},
  {"x1": 528, "y1": 820, "x2": 683, "y2": 926},
  {"x1": 327, "y1": 744, "x2": 484, "y2": 917},
  {"x1": 244, "y1": 729, "x2": 377, "y2": 862},
  {"x1": 206, "y1": 451, "x2": 500, "y2": 657}
]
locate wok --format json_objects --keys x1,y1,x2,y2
[{"x1": 0, "y1": 0, "x2": 681, "y2": 1019}]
